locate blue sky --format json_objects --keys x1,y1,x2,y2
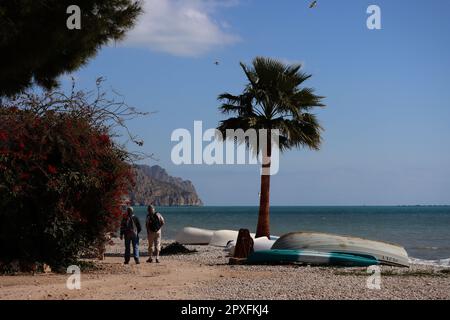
[{"x1": 62, "y1": 0, "x2": 450, "y2": 205}]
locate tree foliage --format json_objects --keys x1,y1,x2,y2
[
  {"x1": 0, "y1": 0, "x2": 142, "y2": 97},
  {"x1": 0, "y1": 80, "x2": 146, "y2": 270},
  {"x1": 218, "y1": 57, "x2": 325, "y2": 154}
]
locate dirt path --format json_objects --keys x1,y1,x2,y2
[{"x1": 0, "y1": 256, "x2": 220, "y2": 300}]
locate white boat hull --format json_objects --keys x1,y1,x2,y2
[
  {"x1": 175, "y1": 227, "x2": 214, "y2": 245},
  {"x1": 209, "y1": 230, "x2": 256, "y2": 247},
  {"x1": 272, "y1": 232, "x2": 409, "y2": 267}
]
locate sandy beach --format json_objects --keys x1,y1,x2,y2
[{"x1": 1, "y1": 238, "x2": 449, "y2": 300}]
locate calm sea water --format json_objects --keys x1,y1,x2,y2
[{"x1": 133, "y1": 206, "x2": 450, "y2": 261}]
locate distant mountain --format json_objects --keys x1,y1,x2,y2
[{"x1": 129, "y1": 165, "x2": 203, "y2": 206}]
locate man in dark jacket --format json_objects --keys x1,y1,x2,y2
[
  {"x1": 145, "y1": 205, "x2": 165, "y2": 263},
  {"x1": 120, "y1": 207, "x2": 142, "y2": 264}
]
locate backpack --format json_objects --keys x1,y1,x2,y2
[
  {"x1": 125, "y1": 216, "x2": 138, "y2": 238},
  {"x1": 147, "y1": 213, "x2": 162, "y2": 232}
]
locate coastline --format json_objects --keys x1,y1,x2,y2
[
  {"x1": 1, "y1": 238, "x2": 449, "y2": 300},
  {"x1": 129, "y1": 206, "x2": 450, "y2": 260}
]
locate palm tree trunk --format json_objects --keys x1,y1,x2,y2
[
  {"x1": 256, "y1": 133, "x2": 272, "y2": 238},
  {"x1": 256, "y1": 169, "x2": 271, "y2": 238}
]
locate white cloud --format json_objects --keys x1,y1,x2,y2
[{"x1": 123, "y1": 0, "x2": 240, "y2": 57}]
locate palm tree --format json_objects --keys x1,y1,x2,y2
[{"x1": 217, "y1": 57, "x2": 325, "y2": 238}]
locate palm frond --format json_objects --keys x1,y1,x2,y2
[{"x1": 216, "y1": 57, "x2": 325, "y2": 154}]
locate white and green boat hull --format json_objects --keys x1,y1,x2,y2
[{"x1": 247, "y1": 249, "x2": 379, "y2": 267}]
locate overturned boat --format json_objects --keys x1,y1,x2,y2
[
  {"x1": 247, "y1": 249, "x2": 379, "y2": 267},
  {"x1": 272, "y1": 232, "x2": 409, "y2": 267},
  {"x1": 175, "y1": 227, "x2": 215, "y2": 245}
]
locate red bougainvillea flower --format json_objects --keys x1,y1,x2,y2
[
  {"x1": 98, "y1": 134, "x2": 110, "y2": 145},
  {"x1": 47, "y1": 165, "x2": 58, "y2": 174},
  {"x1": 0, "y1": 130, "x2": 8, "y2": 141},
  {"x1": 20, "y1": 172, "x2": 31, "y2": 180}
]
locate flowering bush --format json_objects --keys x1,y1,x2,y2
[{"x1": 0, "y1": 82, "x2": 145, "y2": 270}]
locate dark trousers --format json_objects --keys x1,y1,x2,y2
[{"x1": 124, "y1": 235, "x2": 139, "y2": 262}]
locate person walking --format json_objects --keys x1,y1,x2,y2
[
  {"x1": 145, "y1": 205, "x2": 165, "y2": 263},
  {"x1": 120, "y1": 207, "x2": 142, "y2": 264}
]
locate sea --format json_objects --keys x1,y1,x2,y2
[{"x1": 132, "y1": 206, "x2": 450, "y2": 266}]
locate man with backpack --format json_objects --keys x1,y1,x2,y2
[
  {"x1": 145, "y1": 205, "x2": 165, "y2": 263},
  {"x1": 120, "y1": 207, "x2": 142, "y2": 264}
]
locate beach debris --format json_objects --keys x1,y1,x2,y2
[
  {"x1": 233, "y1": 229, "x2": 254, "y2": 259},
  {"x1": 160, "y1": 242, "x2": 198, "y2": 256},
  {"x1": 229, "y1": 229, "x2": 254, "y2": 265}
]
